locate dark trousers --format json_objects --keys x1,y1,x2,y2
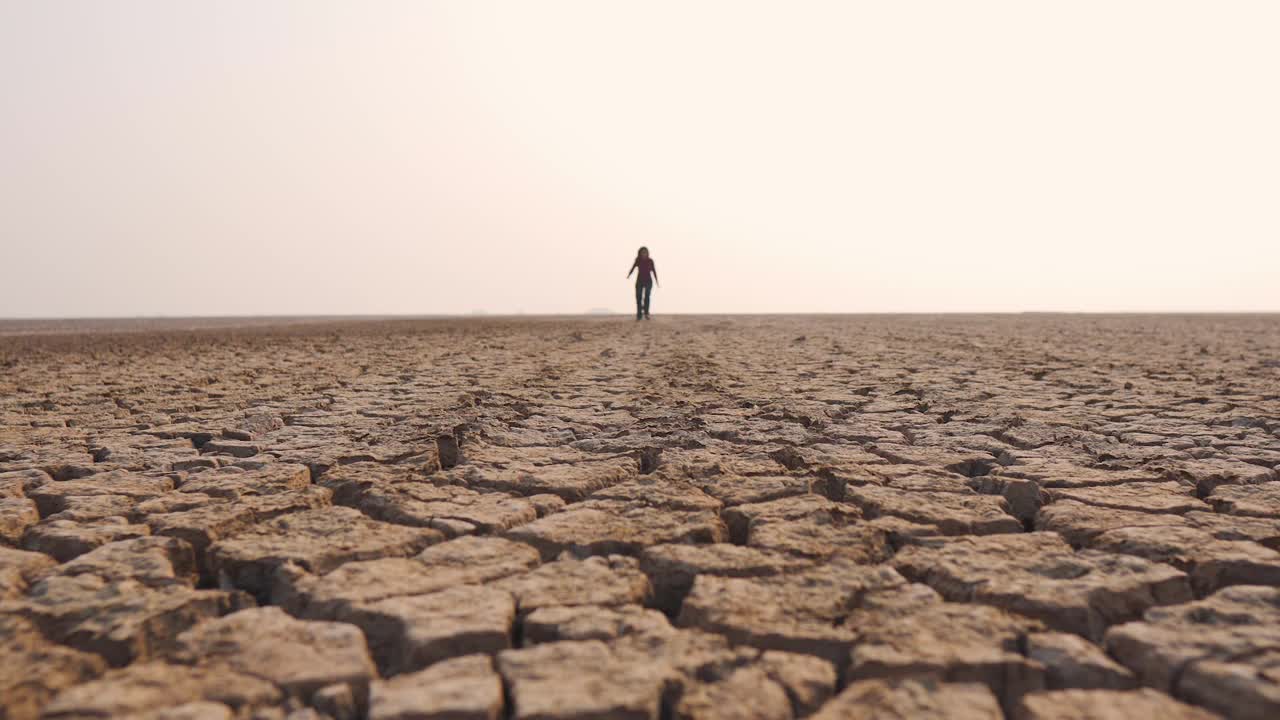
[{"x1": 635, "y1": 282, "x2": 652, "y2": 319}]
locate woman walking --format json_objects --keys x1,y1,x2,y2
[{"x1": 626, "y1": 246, "x2": 659, "y2": 320}]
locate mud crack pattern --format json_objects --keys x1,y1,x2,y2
[{"x1": 1, "y1": 315, "x2": 1278, "y2": 720}]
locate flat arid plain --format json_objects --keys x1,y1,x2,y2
[{"x1": 2, "y1": 315, "x2": 1279, "y2": 720}]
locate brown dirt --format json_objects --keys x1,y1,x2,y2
[{"x1": 2, "y1": 314, "x2": 1278, "y2": 719}]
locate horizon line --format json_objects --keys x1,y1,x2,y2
[{"x1": 3, "y1": 310, "x2": 1280, "y2": 322}]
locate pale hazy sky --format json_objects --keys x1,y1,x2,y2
[{"x1": 2, "y1": 1, "x2": 1277, "y2": 316}]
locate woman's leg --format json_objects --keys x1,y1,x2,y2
[
  {"x1": 635, "y1": 283, "x2": 644, "y2": 320},
  {"x1": 642, "y1": 284, "x2": 652, "y2": 318}
]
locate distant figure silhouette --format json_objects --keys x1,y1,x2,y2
[{"x1": 626, "y1": 246, "x2": 658, "y2": 320}]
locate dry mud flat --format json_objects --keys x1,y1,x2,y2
[{"x1": 1, "y1": 314, "x2": 1278, "y2": 720}]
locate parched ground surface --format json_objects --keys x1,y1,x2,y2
[{"x1": 2, "y1": 314, "x2": 1279, "y2": 720}]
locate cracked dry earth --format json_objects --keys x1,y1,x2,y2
[{"x1": 2, "y1": 315, "x2": 1279, "y2": 720}]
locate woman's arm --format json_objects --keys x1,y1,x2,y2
[
  {"x1": 652, "y1": 263, "x2": 659, "y2": 287},
  {"x1": 627, "y1": 260, "x2": 637, "y2": 278}
]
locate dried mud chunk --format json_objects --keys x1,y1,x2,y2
[
  {"x1": 844, "y1": 485, "x2": 1021, "y2": 535},
  {"x1": 810, "y1": 679, "x2": 1003, "y2": 720},
  {"x1": 207, "y1": 507, "x2": 442, "y2": 598},
  {"x1": 1222, "y1": 443, "x2": 1280, "y2": 466},
  {"x1": 967, "y1": 476, "x2": 1046, "y2": 524},
  {"x1": 343, "y1": 585, "x2": 516, "y2": 676},
  {"x1": 1104, "y1": 585, "x2": 1280, "y2": 719},
  {"x1": 177, "y1": 463, "x2": 311, "y2": 499},
  {"x1": 847, "y1": 601, "x2": 1047, "y2": 708},
  {"x1": 1024, "y1": 632, "x2": 1136, "y2": 690},
  {"x1": 276, "y1": 536, "x2": 540, "y2": 619},
  {"x1": 639, "y1": 543, "x2": 813, "y2": 615},
  {"x1": 525, "y1": 493, "x2": 566, "y2": 517},
  {"x1": 43, "y1": 463, "x2": 102, "y2": 482},
  {"x1": 326, "y1": 438, "x2": 442, "y2": 469},
  {"x1": 893, "y1": 533, "x2": 1193, "y2": 640},
  {"x1": 171, "y1": 606, "x2": 376, "y2": 704},
  {"x1": 143, "y1": 423, "x2": 215, "y2": 447},
  {"x1": 992, "y1": 423, "x2": 1066, "y2": 451},
  {"x1": 459, "y1": 445, "x2": 585, "y2": 468},
  {"x1": 44, "y1": 494, "x2": 137, "y2": 522},
  {"x1": 491, "y1": 555, "x2": 652, "y2": 614},
  {"x1": 866, "y1": 515, "x2": 943, "y2": 545},
  {"x1": 1047, "y1": 481, "x2": 1207, "y2": 514},
  {"x1": 746, "y1": 516, "x2": 892, "y2": 563},
  {"x1": 134, "y1": 492, "x2": 223, "y2": 516},
  {"x1": 199, "y1": 439, "x2": 262, "y2": 458},
  {"x1": 868, "y1": 465, "x2": 976, "y2": 493},
  {"x1": 148, "y1": 487, "x2": 333, "y2": 570},
  {"x1": 771, "y1": 443, "x2": 887, "y2": 473},
  {"x1": 497, "y1": 640, "x2": 669, "y2": 720},
  {"x1": 674, "y1": 665, "x2": 792, "y2": 720},
  {"x1": 25, "y1": 470, "x2": 174, "y2": 516},
  {"x1": 230, "y1": 484, "x2": 332, "y2": 519},
  {"x1": 1090, "y1": 442, "x2": 1186, "y2": 467},
  {"x1": 23, "y1": 517, "x2": 153, "y2": 562},
  {"x1": 676, "y1": 562, "x2": 907, "y2": 666},
  {"x1": 689, "y1": 475, "x2": 812, "y2": 508},
  {"x1": 88, "y1": 441, "x2": 196, "y2": 472},
  {"x1": 504, "y1": 505, "x2": 727, "y2": 561},
  {"x1": 1012, "y1": 688, "x2": 1222, "y2": 720},
  {"x1": 756, "y1": 650, "x2": 838, "y2": 717},
  {"x1": 0, "y1": 468, "x2": 46, "y2": 497},
  {"x1": 40, "y1": 661, "x2": 282, "y2": 719},
  {"x1": 1035, "y1": 500, "x2": 1185, "y2": 546},
  {"x1": 147, "y1": 504, "x2": 261, "y2": 563},
  {"x1": 721, "y1": 494, "x2": 860, "y2": 545},
  {"x1": 13, "y1": 573, "x2": 251, "y2": 666},
  {"x1": 0, "y1": 496, "x2": 39, "y2": 544},
  {"x1": 1207, "y1": 481, "x2": 1280, "y2": 518},
  {"x1": 434, "y1": 433, "x2": 462, "y2": 470},
  {"x1": 369, "y1": 654, "x2": 503, "y2": 720},
  {"x1": 1184, "y1": 511, "x2": 1280, "y2": 550},
  {"x1": 608, "y1": 625, "x2": 750, "y2": 688},
  {"x1": 323, "y1": 468, "x2": 538, "y2": 535},
  {"x1": 56, "y1": 535, "x2": 199, "y2": 587},
  {"x1": 0, "y1": 615, "x2": 107, "y2": 720},
  {"x1": 1091, "y1": 525, "x2": 1280, "y2": 595},
  {"x1": 999, "y1": 463, "x2": 1165, "y2": 489},
  {"x1": 462, "y1": 457, "x2": 637, "y2": 501},
  {"x1": 311, "y1": 681, "x2": 358, "y2": 720},
  {"x1": 232, "y1": 413, "x2": 285, "y2": 439},
  {"x1": 523, "y1": 604, "x2": 671, "y2": 644},
  {"x1": 657, "y1": 450, "x2": 802, "y2": 480},
  {"x1": 588, "y1": 477, "x2": 723, "y2": 512},
  {"x1": 170, "y1": 457, "x2": 220, "y2": 473},
  {"x1": 1163, "y1": 459, "x2": 1277, "y2": 497},
  {"x1": 1179, "y1": 657, "x2": 1280, "y2": 720},
  {"x1": 0, "y1": 546, "x2": 58, "y2": 597},
  {"x1": 866, "y1": 443, "x2": 998, "y2": 477}
]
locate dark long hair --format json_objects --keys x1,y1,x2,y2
[{"x1": 636, "y1": 246, "x2": 649, "y2": 259}]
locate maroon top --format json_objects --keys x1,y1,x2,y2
[{"x1": 633, "y1": 257, "x2": 655, "y2": 285}]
